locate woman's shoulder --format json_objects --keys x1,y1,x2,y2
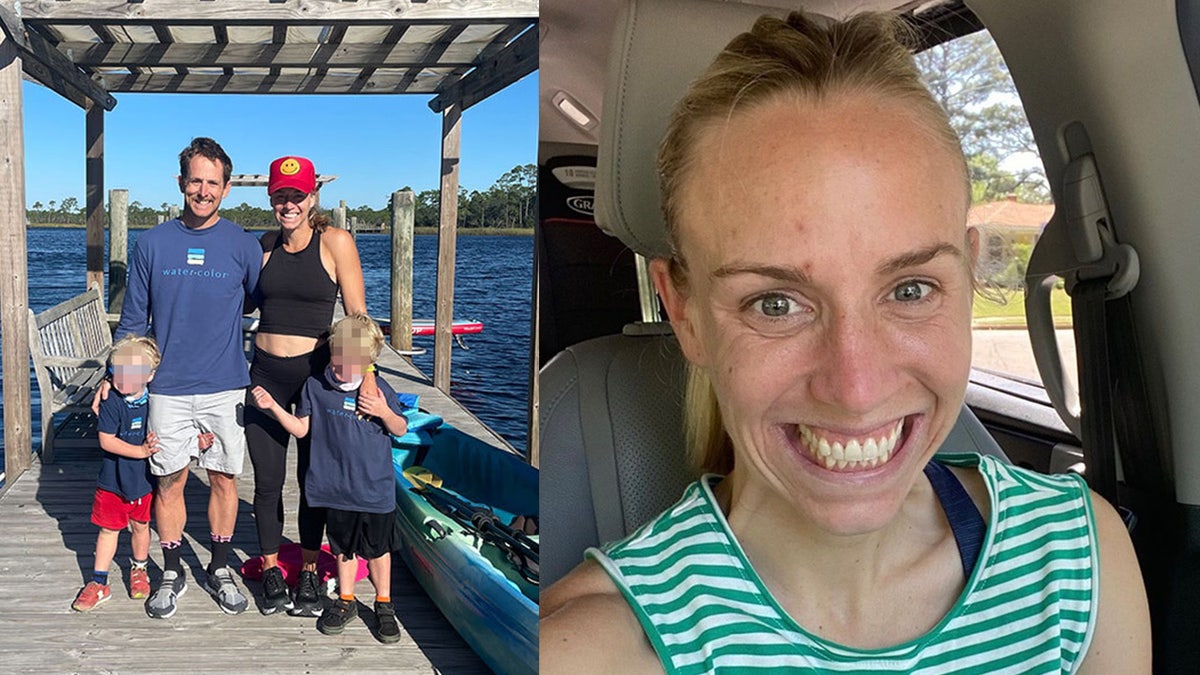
[
  {"x1": 541, "y1": 560, "x2": 662, "y2": 674},
  {"x1": 320, "y1": 225, "x2": 355, "y2": 250}
]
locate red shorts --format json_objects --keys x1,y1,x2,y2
[{"x1": 91, "y1": 488, "x2": 152, "y2": 530}]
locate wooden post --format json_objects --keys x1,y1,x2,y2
[
  {"x1": 350, "y1": 216, "x2": 358, "y2": 237},
  {"x1": 390, "y1": 190, "x2": 414, "y2": 356},
  {"x1": 168, "y1": 204, "x2": 179, "y2": 220},
  {"x1": 85, "y1": 102, "x2": 104, "y2": 292},
  {"x1": 108, "y1": 189, "x2": 129, "y2": 315},
  {"x1": 333, "y1": 200, "x2": 346, "y2": 230},
  {"x1": 1, "y1": 28, "x2": 33, "y2": 481},
  {"x1": 434, "y1": 103, "x2": 461, "y2": 393}
]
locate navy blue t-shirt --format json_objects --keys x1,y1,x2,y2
[
  {"x1": 114, "y1": 218, "x2": 261, "y2": 395},
  {"x1": 297, "y1": 373, "x2": 405, "y2": 514},
  {"x1": 96, "y1": 393, "x2": 155, "y2": 500}
]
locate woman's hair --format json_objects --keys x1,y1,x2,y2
[
  {"x1": 309, "y1": 208, "x2": 331, "y2": 233},
  {"x1": 657, "y1": 11, "x2": 968, "y2": 475},
  {"x1": 328, "y1": 313, "x2": 384, "y2": 363},
  {"x1": 110, "y1": 335, "x2": 162, "y2": 371}
]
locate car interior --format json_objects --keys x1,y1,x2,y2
[{"x1": 538, "y1": 0, "x2": 1200, "y2": 671}]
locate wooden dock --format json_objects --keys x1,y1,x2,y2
[{"x1": 0, "y1": 351, "x2": 511, "y2": 674}]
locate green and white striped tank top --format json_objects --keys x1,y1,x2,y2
[{"x1": 587, "y1": 453, "x2": 1098, "y2": 674}]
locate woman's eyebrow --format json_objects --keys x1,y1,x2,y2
[
  {"x1": 712, "y1": 264, "x2": 810, "y2": 284},
  {"x1": 876, "y1": 243, "x2": 962, "y2": 276}
]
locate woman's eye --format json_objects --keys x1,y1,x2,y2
[
  {"x1": 755, "y1": 293, "x2": 798, "y2": 317},
  {"x1": 893, "y1": 280, "x2": 934, "y2": 302}
]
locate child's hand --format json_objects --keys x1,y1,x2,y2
[
  {"x1": 141, "y1": 431, "x2": 161, "y2": 458},
  {"x1": 250, "y1": 386, "x2": 278, "y2": 411},
  {"x1": 356, "y1": 387, "x2": 391, "y2": 420},
  {"x1": 197, "y1": 431, "x2": 215, "y2": 451}
]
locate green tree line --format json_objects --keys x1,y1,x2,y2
[{"x1": 27, "y1": 164, "x2": 537, "y2": 230}]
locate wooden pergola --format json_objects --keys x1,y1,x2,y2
[{"x1": 0, "y1": 0, "x2": 538, "y2": 484}]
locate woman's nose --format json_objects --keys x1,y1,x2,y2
[{"x1": 808, "y1": 308, "x2": 897, "y2": 414}]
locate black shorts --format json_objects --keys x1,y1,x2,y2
[{"x1": 325, "y1": 508, "x2": 402, "y2": 560}]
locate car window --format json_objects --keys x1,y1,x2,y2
[{"x1": 915, "y1": 30, "x2": 1077, "y2": 390}]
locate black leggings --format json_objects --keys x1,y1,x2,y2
[{"x1": 245, "y1": 344, "x2": 329, "y2": 556}]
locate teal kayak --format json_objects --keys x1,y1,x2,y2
[{"x1": 392, "y1": 415, "x2": 538, "y2": 675}]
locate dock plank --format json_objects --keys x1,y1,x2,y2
[{"x1": 0, "y1": 355, "x2": 506, "y2": 674}]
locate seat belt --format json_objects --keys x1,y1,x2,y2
[{"x1": 1071, "y1": 278, "x2": 1120, "y2": 506}]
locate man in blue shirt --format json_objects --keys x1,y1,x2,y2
[{"x1": 105, "y1": 137, "x2": 262, "y2": 619}]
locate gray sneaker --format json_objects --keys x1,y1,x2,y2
[
  {"x1": 146, "y1": 569, "x2": 187, "y2": 619},
  {"x1": 204, "y1": 567, "x2": 248, "y2": 615}
]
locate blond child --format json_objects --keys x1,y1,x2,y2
[
  {"x1": 72, "y1": 336, "x2": 163, "y2": 611},
  {"x1": 251, "y1": 314, "x2": 408, "y2": 643}
]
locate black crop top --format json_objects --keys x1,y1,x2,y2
[{"x1": 256, "y1": 229, "x2": 338, "y2": 338}]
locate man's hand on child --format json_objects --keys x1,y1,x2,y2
[
  {"x1": 250, "y1": 386, "x2": 278, "y2": 412},
  {"x1": 140, "y1": 431, "x2": 161, "y2": 458},
  {"x1": 198, "y1": 431, "x2": 215, "y2": 451},
  {"x1": 90, "y1": 379, "x2": 112, "y2": 416}
]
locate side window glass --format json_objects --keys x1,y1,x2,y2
[{"x1": 916, "y1": 31, "x2": 1077, "y2": 389}]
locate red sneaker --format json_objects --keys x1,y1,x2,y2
[
  {"x1": 72, "y1": 582, "x2": 112, "y2": 611},
  {"x1": 130, "y1": 567, "x2": 151, "y2": 599}
]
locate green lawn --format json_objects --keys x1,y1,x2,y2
[{"x1": 972, "y1": 287, "x2": 1074, "y2": 328}]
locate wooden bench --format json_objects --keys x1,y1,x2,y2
[{"x1": 27, "y1": 284, "x2": 111, "y2": 464}]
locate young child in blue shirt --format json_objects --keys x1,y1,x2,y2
[
  {"x1": 251, "y1": 313, "x2": 408, "y2": 643},
  {"x1": 72, "y1": 336, "x2": 162, "y2": 611}
]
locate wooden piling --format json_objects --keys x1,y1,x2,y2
[
  {"x1": 434, "y1": 103, "x2": 462, "y2": 393},
  {"x1": 350, "y1": 215, "x2": 359, "y2": 237},
  {"x1": 334, "y1": 200, "x2": 346, "y2": 230},
  {"x1": 1, "y1": 29, "x2": 33, "y2": 483},
  {"x1": 168, "y1": 204, "x2": 179, "y2": 220},
  {"x1": 108, "y1": 189, "x2": 128, "y2": 315},
  {"x1": 390, "y1": 190, "x2": 415, "y2": 356},
  {"x1": 85, "y1": 102, "x2": 104, "y2": 292}
]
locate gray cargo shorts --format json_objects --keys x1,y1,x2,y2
[{"x1": 147, "y1": 389, "x2": 246, "y2": 476}]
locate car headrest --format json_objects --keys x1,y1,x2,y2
[{"x1": 595, "y1": 0, "x2": 794, "y2": 258}]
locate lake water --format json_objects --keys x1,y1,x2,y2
[{"x1": 0, "y1": 227, "x2": 532, "y2": 468}]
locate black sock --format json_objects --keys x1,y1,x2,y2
[
  {"x1": 161, "y1": 541, "x2": 183, "y2": 574},
  {"x1": 208, "y1": 534, "x2": 232, "y2": 575},
  {"x1": 92, "y1": 570, "x2": 109, "y2": 586}
]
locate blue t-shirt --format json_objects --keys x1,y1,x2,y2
[
  {"x1": 115, "y1": 218, "x2": 261, "y2": 395},
  {"x1": 95, "y1": 393, "x2": 155, "y2": 500},
  {"x1": 297, "y1": 373, "x2": 405, "y2": 514}
]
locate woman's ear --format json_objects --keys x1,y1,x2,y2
[{"x1": 649, "y1": 258, "x2": 708, "y2": 367}]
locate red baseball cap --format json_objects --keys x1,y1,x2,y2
[{"x1": 268, "y1": 156, "x2": 316, "y2": 195}]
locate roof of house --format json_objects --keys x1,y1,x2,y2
[{"x1": 967, "y1": 198, "x2": 1054, "y2": 231}]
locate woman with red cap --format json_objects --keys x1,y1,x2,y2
[{"x1": 245, "y1": 155, "x2": 370, "y2": 618}]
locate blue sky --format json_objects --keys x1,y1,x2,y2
[{"x1": 21, "y1": 72, "x2": 537, "y2": 212}]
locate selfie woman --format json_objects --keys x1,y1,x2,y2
[{"x1": 541, "y1": 11, "x2": 1150, "y2": 674}]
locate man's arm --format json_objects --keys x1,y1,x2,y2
[{"x1": 114, "y1": 239, "x2": 151, "y2": 340}]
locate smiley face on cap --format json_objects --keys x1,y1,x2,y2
[{"x1": 279, "y1": 158, "x2": 301, "y2": 176}]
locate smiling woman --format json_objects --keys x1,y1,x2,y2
[{"x1": 540, "y1": 9, "x2": 1150, "y2": 674}]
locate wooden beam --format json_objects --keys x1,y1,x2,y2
[
  {"x1": 1, "y1": 26, "x2": 33, "y2": 483},
  {"x1": 390, "y1": 189, "x2": 414, "y2": 357},
  {"x1": 0, "y1": 2, "x2": 115, "y2": 109},
  {"x1": 20, "y1": 0, "x2": 538, "y2": 23},
  {"x1": 428, "y1": 22, "x2": 536, "y2": 113},
  {"x1": 58, "y1": 41, "x2": 479, "y2": 69},
  {"x1": 394, "y1": 23, "x2": 463, "y2": 93},
  {"x1": 108, "y1": 188, "x2": 128, "y2": 315},
  {"x1": 433, "y1": 103, "x2": 460, "y2": 393},
  {"x1": 102, "y1": 70, "x2": 444, "y2": 94},
  {"x1": 85, "y1": 101, "x2": 104, "y2": 292}
]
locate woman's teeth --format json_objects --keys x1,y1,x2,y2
[{"x1": 797, "y1": 420, "x2": 904, "y2": 471}]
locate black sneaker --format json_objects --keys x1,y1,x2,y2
[
  {"x1": 288, "y1": 569, "x2": 323, "y2": 617},
  {"x1": 260, "y1": 566, "x2": 293, "y2": 615},
  {"x1": 317, "y1": 598, "x2": 358, "y2": 635},
  {"x1": 375, "y1": 601, "x2": 402, "y2": 644}
]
